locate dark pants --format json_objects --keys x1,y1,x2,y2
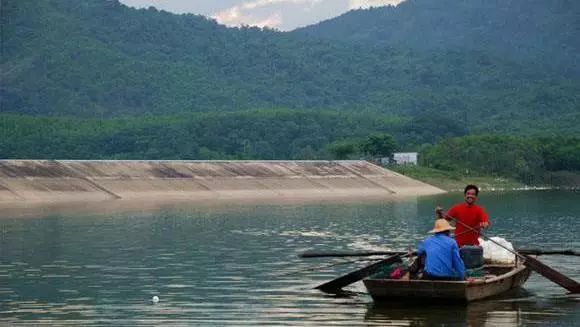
[{"x1": 422, "y1": 272, "x2": 463, "y2": 281}]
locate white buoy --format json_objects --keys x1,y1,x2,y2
[{"x1": 152, "y1": 296, "x2": 159, "y2": 303}]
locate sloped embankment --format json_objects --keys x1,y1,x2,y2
[{"x1": 0, "y1": 160, "x2": 445, "y2": 204}]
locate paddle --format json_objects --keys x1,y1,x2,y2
[
  {"x1": 300, "y1": 248, "x2": 580, "y2": 258},
  {"x1": 442, "y1": 211, "x2": 580, "y2": 294},
  {"x1": 302, "y1": 250, "x2": 404, "y2": 258},
  {"x1": 306, "y1": 229, "x2": 474, "y2": 259},
  {"x1": 314, "y1": 253, "x2": 411, "y2": 293},
  {"x1": 520, "y1": 254, "x2": 580, "y2": 293},
  {"x1": 516, "y1": 249, "x2": 580, "y2": 256}
]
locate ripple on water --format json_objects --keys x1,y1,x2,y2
[{"x1": 1, "y1": 192, "x2": 579, "y2": 325}]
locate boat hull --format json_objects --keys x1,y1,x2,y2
[{"x1": 363, "y1": 264, "x2": 531, "y2": 303}]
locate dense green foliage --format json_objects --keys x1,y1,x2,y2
[
  {"x1": 0, "y1": 110, "x2": 410, "y2": 160},
  {"x1": 360, "y1": 134, "x2": 397, "y2": 158},
  {"x1": 296, "y1": 0, "x2": 580, "y2": 77},
  {"x1": 3, "y1": 111, "x2": 577, "y2": 187},
  {"x1": 1, "y1": 0, "x2": 578, "y2": 135},
  {"x1": 421, "y1": 135, "x2": 580, "y2": 185}
]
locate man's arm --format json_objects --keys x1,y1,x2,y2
[
  {"x1": 437, "y1": 205, "x2": 458, "y2": 222},
  {"x1": 479, "y1": 206, "x2": 490, "y2": 228},
  {"x1": 416, "y1": 240, "x2": 426, "y2": 257},
  {"x1": 451, "y1": 243, "x2": 466, "y2": 279},
  {"x1": 435, "y1": 206, "x2": 451, "y2": 220}
]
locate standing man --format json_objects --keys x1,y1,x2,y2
[
  {"x1": 416, "y1": 219, "x2": 466, "y2": 281},
  {"x1": 438, "y1": 184, "x2": 489, "y2": 247}
]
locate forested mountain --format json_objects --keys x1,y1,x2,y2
[
  {"x1": 1, "y1": 0, "x2": 578, "y2": 135},
  {"x1": 0, "y1": 110, "x2": 447, "y2": 159},
  {"x1": 295, "y1": 0, "x2": 580, "y2": 77},
  {"x1": 2, "y1": 0, "x2": 579, "y2": 183}
]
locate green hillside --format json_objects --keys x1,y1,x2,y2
[
  {"x1": 2, "y1": 112, "x2": 578, "y2": 188},
  {"x1": 295, "y1": 0, "x2": 580, "y2": 77},
  {"x1": 1, "y1": 0, "x2": 578, "y2": 135},
  {"x1": 0, "y1": 110, "x2": 410, "y2": 159}
]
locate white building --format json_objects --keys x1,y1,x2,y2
[{"x1": 392, "y1": 152, "x2": 418, "y2": 165}]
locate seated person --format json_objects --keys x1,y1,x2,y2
[{"x1": 416, "y1": 219, "x2": 466, "y2": 281}]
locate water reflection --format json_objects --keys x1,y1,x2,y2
[
  {"x1": 366, "y1": 290, "x2": 579, "y2": 327},
  {"x1": 0, "y1": 191, "x2": 579, "y2": 325}
]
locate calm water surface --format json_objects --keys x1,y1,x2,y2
[{"x1": 1, "y1": 191, "x2": 579, "y2": 326}]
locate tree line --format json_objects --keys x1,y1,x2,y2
[
  {"x1": 0, "y1": 110, "x2": 410, "y2": 160},
  {"x1": 420, "y1": 135, "x2": 580, "y2": 186},
  {"x1": 2, "y1": 112, "x2": 578, "y2": 179}
]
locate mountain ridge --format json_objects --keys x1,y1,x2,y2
[
  {"x1": 1, "y1": 0, "x2": 578, "y2": 134},
  {"x1": 294, "y1": 0, "x2": 580, "y2": 77}
]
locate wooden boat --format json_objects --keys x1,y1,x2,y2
[{"x1": 363, "y1": 260, "x2": 531, "y2": 303}]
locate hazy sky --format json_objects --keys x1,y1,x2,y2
[{"x1": 119, "y1": 0, "x2": 404, "y2": 31}]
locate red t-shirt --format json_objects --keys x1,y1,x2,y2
[{"x1": 447, "y1": 203, "x2": 489, "y2": 247}]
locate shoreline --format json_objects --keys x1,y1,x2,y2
[
  {"x1": 1, "y1": 185, "x2": 568, "y2": 220},
  {"x1": 0, "y1": 192, "x2": 410, "y2": 219},
  {"x1": 390, "y1": 166, "x2": 580, "y2": 192},
  {"x1": 0, "y1": 160, "x2": 445, "y2": 217},
  {"x1": 445, "y1": 185, "x2": 560, "y2": 193}
]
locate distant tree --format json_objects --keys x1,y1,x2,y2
[
  {"x1": 326, "y1": 140, "x2": 358, "y2": 159},
  {"x1": 297, "y1": 145, "x2": 318, "y2": 160},
  {"x1": 361, "y1": 133, "x2": 397, "y2": 159}
]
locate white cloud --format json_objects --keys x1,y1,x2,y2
[
  {"x1": 239, "y1": 0, "x2": 322, "y2": 10},
  {"x1": 212, "y1": 0, "x2": 323, "y2": 29},
  {"x1": 348, "y1": 0, "x2": 404, "y2": 10},
  {"x1": 252, "y1": 13, "x2": 284, "y2": 28},
  {"x1": 214, "y1": 6, "x2": 283, "y2": 29},
  {"x1": 120, "y1": 0, "x2": 406, "y2": 31}
]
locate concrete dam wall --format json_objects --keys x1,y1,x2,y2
[{"x1": 0, "y1": 160, "x2": 445, "y2": 204}]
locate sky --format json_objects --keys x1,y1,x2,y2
[{"x1": 119, "y1": 0, "x2": 405, "y2": 31}]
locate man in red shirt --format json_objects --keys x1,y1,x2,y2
[{"x1": 438, "y1": 184, "x2": 490, "y2": 247}]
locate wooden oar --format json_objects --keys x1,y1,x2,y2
[
  {"x1": 314, "y1": 253, "x2": 410, "y2": 293},
  {"x1": 300, "y1": 248, "x2": 580, "y2": 258},
  {"x1": 305, "y1": 229, "x2": 474, "y2": 259},
  {"x1": 520, "y1": 254, "x2": 580, "y2": 293},
  {"x1": 444, "y1": 213, "x2": 580, "y2": 294},
  {"x1": 302, "y1": 250, "x2": 404, "y2": 258},
  {"x1": 517, "y1": 249, "x2": 580, "y2": 256}
]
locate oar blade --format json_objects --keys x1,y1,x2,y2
[
  {"x1": 521, "y1": 254, "x2": 580, "y2": 294},
  {"x1": 315, "y1": 254, "x2": 403, "y2": 293}
]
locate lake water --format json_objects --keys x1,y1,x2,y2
[{"x1": 1, "y1": 191, "x2": 579, "y2": 325}]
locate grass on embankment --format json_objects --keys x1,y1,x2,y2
[{"x1": 390, "y1": 166, "x2": 528, "y2": 192}]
